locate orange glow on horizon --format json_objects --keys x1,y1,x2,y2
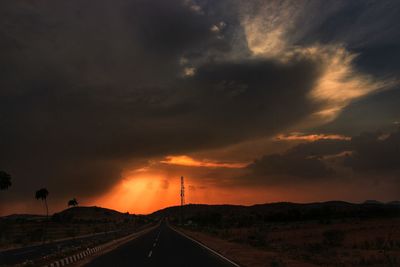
[
  {"x1": 89, "y1": 173, "x2": 179, "y2": 214},
  {"x1": 85, "y1": 160, "x2": 399, "y2": 215},
  {"x1": 160, "y1": 155, "x2": 248, "y2": 168},
  {"x1": 88, "y1": 170, "x2": 390, "y2": 215},
  {"x1": 88, "y1": 168, "x2": 273, "y2": 214},
  {"x1": 275, "y1": 132, "x2": 351, "y2": 142}
]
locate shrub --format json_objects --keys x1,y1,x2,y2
[
  {"x1": 28, "y1": 228, "x2": 44, "y2": 242},
  {"x1": 374, "y1": 236, "x2": 385, "y2": 249},
  {"x1": 271, "y1": 258, "x2": 286, "y2": 267},
  {"x1": 323, "y1": 229, "x2": 345, "y2": 247}
]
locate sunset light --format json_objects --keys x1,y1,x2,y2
[
  {"x1": 160, "y1": 155, "x2": 248, "y2": 169},
  {"x1": 1, "y1": 1, "x2": 400, "y2": 266}
]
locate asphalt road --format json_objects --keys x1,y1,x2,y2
[{"x1": 85, "y1": 220, "x2": 237, "y2": 267}]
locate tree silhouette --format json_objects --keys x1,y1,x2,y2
[
  {"x1": 0, "y1": 171, "x2": 12, "y2": 190},
  {"x1": 68, "y1": 198, "x2": 79, "y2": 207},
  {"x1": 35, "y1": 188, "x2": 49, "y2": 219}
]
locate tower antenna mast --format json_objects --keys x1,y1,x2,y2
[{"x1": 180, "y1": 176, "x2": 185, "y2": 206}]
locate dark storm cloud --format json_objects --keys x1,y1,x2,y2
[
  {"x1": 1, "y1": 0, "x2": 400, "y2": 210},
  {"x1": 247, "y1": 139, "x2": 341, "y2": 183},
  {"x1": 0, "y1": 0, "x2": 323, "y2": 204},
  {"x1": 249, "y1": 153, "x2": 334, "y2": 180},
  {"x1": 290, "y1": 0, "x2": 400, "y2": 56},
  {"x1": 180, "y1": 58, "x2": 320, "y2": 141},
  {"x1": 315, "y1": 85, "x2": 400, "y2": 136},
  {"x1": 287, "y1": 139, "x2": 351, "y2": 158},
  {"x1": 248, "y1": 128, "x2": 400, "y2": 184},
  {"x1": 345, "y1": 128, "x2": 400, "y2": 172}
]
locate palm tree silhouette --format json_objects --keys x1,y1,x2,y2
[
  {"x1": 68, "y1": 198, "x2": 79, "y2": 207},
  {"x1": 35, "y1": 188, "x2": 49, "y2": 219},
  {"x1": 0, "y1": 171, "x2": 12, "y2": 190}
]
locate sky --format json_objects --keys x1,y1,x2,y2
[{"x1": 1, "y1": 0, "x2": 400, "y2": 215}]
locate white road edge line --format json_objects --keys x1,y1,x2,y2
[
  {"x1": 170, "y1": 226, "x2": 241, "y2": 267},
  {"x1": 148, "y1": 250, "x2": 153, "y2": 258}
]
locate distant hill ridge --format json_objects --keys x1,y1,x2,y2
[
  {"x1": 52, "y1": 206, "x2": 133, "y2": 222},
  {"x1": 2, "y1": 201, "x2": 399, "y2": 221},
  {"x1": 150, "y1": 201, "x2": 400, "y2": 222}
]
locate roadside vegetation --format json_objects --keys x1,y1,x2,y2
[
  {"x1": 163, "y1": 202, "x2": 400, "y2": 267},
  {"x1": 0, "y1": 206, "x2": 153, "y2": 251},
  {"x1": 0, "y1": 170, "x2": 155, "y2": 254}
]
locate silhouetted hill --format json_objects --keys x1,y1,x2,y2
[
  {"x1": 363, "y1": 200, "x2": 384, "y2": 204},
  {"x1": 0, "y1": 206, "x2": 157, "y2": 251},
  {"x1": 151, "y1": 201, "x2": 400, "y2": 225},
  {"x1": 52, "y1": 206, "x2": 134, "y2": 222}
]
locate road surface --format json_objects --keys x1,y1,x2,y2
[{"x1": 85, "y1": 220, "x2": 237, "y2": 267}]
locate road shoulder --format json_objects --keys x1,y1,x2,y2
[
  {"x1": 175, "y1": 227, "x2": 318, "y2": 267},
  {"x1": 57, "y1": 223, "x2": 159, "y2": 267},
  {"x1": 170, "y1": 225, "x2": 241, "y2": 267}
]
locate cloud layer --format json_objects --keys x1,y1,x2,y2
[
  {"x1": 0, "y1": 0, "x2": 399, "y2": 214},
  {"x1": 248, "y1": 128, "x2": 400, "y2": 185}
]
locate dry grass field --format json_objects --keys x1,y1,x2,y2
[
  {"x1": 182, "y1": 218, "x2": 400, "y2": 267},
  {"x1": 157, "y1": 202, "x2": 400, "y2": 267}
]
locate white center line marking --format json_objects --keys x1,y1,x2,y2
[{"x1": 148, "y1": 250, "x2": 153, "y2": 258}]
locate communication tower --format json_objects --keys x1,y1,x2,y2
[{"x1": 180, "y1": 176, "x2": 185, "y2": 206}]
